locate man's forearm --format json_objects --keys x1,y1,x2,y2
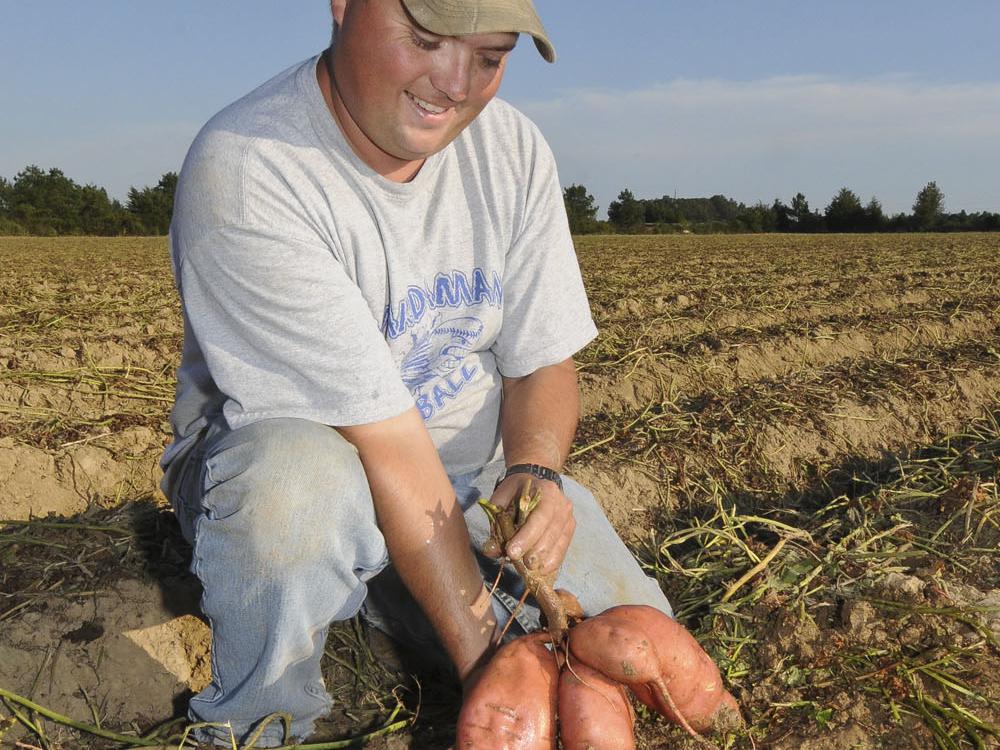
[
  {"x1": 490, "y1": 358, "x2": 581, "y2": 574},
  {"x1": 337, "y1": 409, "x2": 496, "y2": 680},
  {"x1": 500, "y1": 357, "x2": 580, "y2": 470}
]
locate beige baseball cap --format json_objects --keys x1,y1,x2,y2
[{"x1": 400, "y1": 0, "x2": 556, "y2": 62}]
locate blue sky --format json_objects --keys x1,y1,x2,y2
[{"x1": 2, "y1": 1, "x2": 999, "y2": 216}]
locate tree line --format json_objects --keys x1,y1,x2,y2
[
  {"x1": 3, "y1": 166, "x2": 998, "y2": 237},
  {"x1": 564, "y1": 182, "x2": 1000, "y2": 234},
  {"x1": 0, "y1": 166, "x2": 176, "y2": 236}
]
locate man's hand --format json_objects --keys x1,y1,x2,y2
[{"x1": 485, "y1": 474, "x2": 575, "y2": 578}]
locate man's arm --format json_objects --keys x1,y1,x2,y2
[
  {"x1": 336, "y1": 408, "x2": 496, "y2": 681},
  {"x1": 492, "y1": 356, "x2": 580, "y2": 576}
]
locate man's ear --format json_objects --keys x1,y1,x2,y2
[{"x1": 331, "y1": 0, "x2": 348, "y2": 27}]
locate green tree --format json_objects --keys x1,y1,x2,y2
[
  {"x1": 5, "y1": 166, "x2": 87, "y2": 234},
  {"x1": 971, "y1": 211, "x2": 1000, "y2": 231},
  {"x1": 824, "y1": 187, "x2": 866, "y2": 232},
  {"x1": 912, "y1": 181, "x2": 944, "y2": 231},
  {"x1": 0, "y1": 176, "x2": 10, "y2": 215},
  {"x1": 126, "y1": 171, "x2": 178, "y2": 234},
  {"x1": 789, "y1": 193, "x2": 821, "y2": 232},
  {"x1": 707, "y1": 195, "x2": 741, "y2": 221},
  {"x1": 562, "y1": 184, "x2": 600, "y2": 234},
  {"x1": 79, "y1": 185, "x2": 126, "y2": 235},
  {"x1": 607, "y1": 189, "x2": 645, "y2": 232},
  {"x1": 864, "y1": 197, "x2": 886, "y2": 232},
  {"x1": 772, "y1": 198, "x2": 792, "y2": 231},
  {"x1": 4, "y1": 166, "x2": 133, "y2": 235},
  {"x1": 643, "y1": 196, "x2": 680, "y2": 225},
  {"x1": 0, "y1": 176, "x2": 24, "y2": 234},
  {"x1": 737, "y1": 201, "x2": 777, "y2": 232}
]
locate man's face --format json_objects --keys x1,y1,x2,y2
[{"x1": 328, "y1": 0, "x2": 517, "y2": 179}]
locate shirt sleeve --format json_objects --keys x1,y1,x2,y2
[
  {"x1": 177, "y1": 223, "x2": 415, "y2": 429},
  {"x1": 491, "y1": 131, "x2": 598, "y2": 377}
]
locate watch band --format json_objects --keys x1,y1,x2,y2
[{"x1": 494, "y1": 463, "x2": 564, "y2": 492}]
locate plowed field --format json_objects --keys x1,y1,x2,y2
[{"x1": 2, "y1": 233, "x2": 998, "y2": 749}]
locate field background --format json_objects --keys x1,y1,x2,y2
[{"x1": 1, "y1": 234, "x2": 998, "y2": 749}]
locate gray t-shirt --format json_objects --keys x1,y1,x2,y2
[{"x1": 163, "y1": 55, "x2": 597, "y2": 475}]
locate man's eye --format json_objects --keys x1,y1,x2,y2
[
  {"x1": 479, "y1": 56, "x2": 503, "y2": 69},
  {"x1": 410, "y1": 31, "x2": 439, "y2": 51}
]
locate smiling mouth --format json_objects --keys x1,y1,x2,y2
[{"x1": 407, "y1": 91, "x2": 448, "y2": 115}]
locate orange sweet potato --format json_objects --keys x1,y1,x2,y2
[
  {"x1": 565, "y1": 608, "x2": 663, "y2": 684},
  {"x1": 558, "y1": 660, "x2": 636, "y2": 750},
  {"x1": 455, "y1": 632, "x2": 560, "y2": 749},
  {"x1": 568, "y1": 605, "x2": 742, "y2": 735}
]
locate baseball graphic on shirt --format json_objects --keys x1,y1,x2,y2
[{"x1": 400, "y1": 315, "x2": 485, "y2": 390}]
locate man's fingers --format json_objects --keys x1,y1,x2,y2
[
  {"x1": 507, "y1": 497, "x2": 559, "y2": 559},
  {"x1": 481, "y1": 538, "x2": 502, "y2": 558},
  {"x1": 535, "y1": 515, "x2": 575, "y2": 576},
  {"x1": 511, "y1": 496, "x2": 574, "y2": 572}
]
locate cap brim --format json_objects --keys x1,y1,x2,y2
[
  {"x1": 530, "y1": 34, "x2": 556, "y2": 63},
  {"x1": 402, "y1": 0, "x2": 556, "y2": 62}
]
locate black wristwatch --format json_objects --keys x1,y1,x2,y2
[{"x1": 494, "y1": 463, "x2": 564, "y2": 492}]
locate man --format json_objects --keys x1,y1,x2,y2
[{"x1": 161, "y1": 0, "x2": 672, "y2": 745}]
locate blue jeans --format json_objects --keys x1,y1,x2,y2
[{"x1": 163, "y1": 417, "x2": 672, "y2": 746}]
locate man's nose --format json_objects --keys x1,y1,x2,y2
[{"x1": 429, "y1": 44, "x2": 472, "y2": 103}]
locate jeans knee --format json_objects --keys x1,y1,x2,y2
[{"x1": 198, "y1": 418, "x2": 380, "y2": 568}]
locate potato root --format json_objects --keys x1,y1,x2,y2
[
  {"x1": 558, "y1": 660, "x2": 636, "y2": 750},
  {"x1": 568, "y1": 605, "x2": 742, "y2": 735},
  {"x1": 455, "y1": 632, "x2": 560, "y2": 749},
  {"x1": 480, "y1": 485, "x2": 568, "y2": 642}
]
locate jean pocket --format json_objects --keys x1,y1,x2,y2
[{"x1": 200, "y1": 439, "x2": 258, "y2": 520}]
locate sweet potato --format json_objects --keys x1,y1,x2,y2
[
  {"x1": 565, "y1": 608, "x2": 663, "y2": 684},
  {"x1": 618, "y1": 605, "x2": 741, "y2": 733},
  {"x1": 568, "y1": 605, "x2": 742, "y2": 735},
  {"x1": 558, "y1": 660, "x2": 636, "y2": 750},
  {"x1": 455, "y1": 632, "x2": 560, "y2": 749}
]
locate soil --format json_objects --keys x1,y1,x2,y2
[{"x1": 2, "y1": 234, "x2": 999, "y2": 749}]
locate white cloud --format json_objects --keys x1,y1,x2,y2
[{"x1": 513, "y1": 76, "x2": 1000, "y2": 215}]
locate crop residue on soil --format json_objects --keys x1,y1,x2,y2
[{"x1": 1, "y1": 234, "x2": 999, "y2": 749}]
